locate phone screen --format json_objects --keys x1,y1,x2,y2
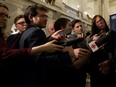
[{"x1": 59, "y1": 28, "x2": 72, "y2": 36}]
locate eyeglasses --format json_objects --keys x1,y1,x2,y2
[
  {"x1": 0, "y1": 13, "x2": 10, "y2": 18},
  {"x1": 16, "y1": 22, "x2": 27, "y2": 26}
]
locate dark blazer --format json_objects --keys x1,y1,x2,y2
[
  {"x1": 19, "y1": 26, "x2": 46, "y2": 48},
  {"x1": 19, "y1": 25, "x2": 73, "y2": 87},
  {"x1": 19, "y1": 25, "x2": 71, "y2": 64},
  {"x1": 7, "y1": 33, "x2": 22, "y2": 48}
]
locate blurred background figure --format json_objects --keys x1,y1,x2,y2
[
  {"x1": 10, "y1": 15, "x2": 27, "y2": 34},
  {"x1": 48, "y1": 20, "x2": 55, "y2": 35},
  {"x1": 72, "y1": 19, "x2": 85, "y2": 38},
  {"x1": 13, "y1": 15, "x2": 27, "y2": 33},
  {"x1": 7, "y1": 15, "x2": 28, "y2": 47},
  {"x1": 68, "y1": 19, "x2": 90, "y2": 41}
]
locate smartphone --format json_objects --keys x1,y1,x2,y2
[{"x1": 58, "y1": 28, "x2": 72, "y2": 36}]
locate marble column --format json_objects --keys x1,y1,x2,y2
[
  {"x1": 94, "y1": 0, "x2": 102, "y2": 15},
  {"x1": 102, "y1": 0, "x2": 109, "y2": 23}
]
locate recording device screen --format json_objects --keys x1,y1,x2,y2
[{"x1": 58, "y1": 28, "x2": 72, "y2": 36}]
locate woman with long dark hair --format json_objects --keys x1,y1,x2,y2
[{"x1": 88, "y1": 15, "x2": 110, "y2": 87}]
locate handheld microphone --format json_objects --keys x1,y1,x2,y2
[
  {"x1": 68, "y1": 32, "x2": 90, "y2": 40},
  {"x1": 62, "y1": 38, "x2": 84, "y2": 46},
  {"x1": 55, "y1": 32, "x2": 90, "y2": 47},
  {"x1": 85, "y1": 32, "x2": 91, "y2": 37},
  {"x1": 88, "y1": 31, "x2": 112, "y2": 52},
  {"x1": 62, "y1": 32, "x2": 90, "y2": 47},
  {"x1": 54, "y1": 38, "x2": 84, "y2": 47}
]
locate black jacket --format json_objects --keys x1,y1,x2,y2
[{"x1": 19, "y1": 25, "x2": 73, "y2": 87}]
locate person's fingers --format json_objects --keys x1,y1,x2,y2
[
  {"x1": 53, "y1": 30, "x2": 63, "y2": 35},
  {"x1": 94, "y1": 34, "x2": 98, "y2": 36},
  {"x1": 79, "y1": 48, "x2": 91, "y2": 54},
  {"x1": 56, "y1": 29, "x2": 63, "y2": 33}
]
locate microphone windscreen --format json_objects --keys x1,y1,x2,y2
[
  {"x1": 85, "y1": 32, "x2": 91, "y2": 37},
  {"x1": 63, "y1": 38, "x2": 84, "y2": 46}
]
